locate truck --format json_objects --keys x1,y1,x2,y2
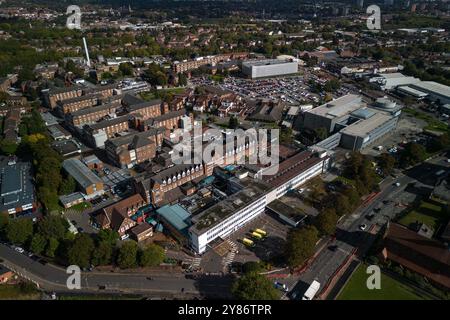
[
  {"x1": 242, "y1": 238, "x2": 255, "y2": 247},
  {"x1": 251, "y1": 232, "x2": 263, "y2": 240},
  {"x1": 302, "y1": 280, "x2": 321, "y2": 300},
  {"x1": 254, "y1": 229, "x2": 267, "y2": 237}
]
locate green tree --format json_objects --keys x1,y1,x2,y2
[
  {"x1": 30, "y1": 233, "x2": 47, "y2": 255},
  {"x1": 97, "y1": 229, "x2": 119, "y2": 246},
  {"x1": 178, "y1": 73, "x2": 188, "y2": 86},
  {"x1": 116, "y1": 240, "x2": 138, "y2": 269},
  {"x1": 285, "y1": 226, "x2": 319, "y2": 268},
  {"x1": 315, "y1": 208, "x2": 339, "y2": 235},
  {"x1": 119, "y1": 62, "x2": 134, "y2": 76},
  {"x1": 314, "y1": 127, "x2": 328, "y2": 141},
  {"x1": 5, "y1": 219, "x2": 33, "y2": 245},
  {"x1": 45, "y1": 237, "x2": 59, "y2": 258},
  {"x1": 242, "y1": 261, "x2": 264, "y2": 274},
  {"x1": 334, "y1": 194, "x2": 352, "y2": 216},
  {"x1": 400, "y1": 143, "x2": 427, "y2": 167},
  {"x1": 139, "y1": 244, "x2": 165, "y2": 267},
  {"x1": 67, "y1": 234, "x2": 95, "y2": 268},
  {"x1": 37, "y1": 215, "x2": 68, "y2": 240},
  {"x1": 378, "y1": 153, "x2": 396, "y2": 176},
  {"x1": 0, "y1": 139, "x2": 18, "y2": 155},
  {"x1": 59, "y1": 176, "x2": 76, "y2": 195},
  {"x1": 91, "y1": 240, "x2": 113, "y2": 266},
  {"x1": 228, "y1": 116, "x2": 239, "y2": 129},
  {"x1": 231, "y1": 272, "x2": 280, "y2": 300}
]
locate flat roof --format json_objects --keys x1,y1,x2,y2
[
  {"x1": 0, "y1": 160, "x2": 34, "y2": 212},
  {"x1": 341, "y1": 112, "x2": 394, "y2": 138},
  {"x1": 397, "y1": 86, "x2": 428, "y2": 97},
  {"x1": 242, "y1": 59, "x2": 296, "y2": 67},
  {"x1": 189, "y1": 178, "x2": 271, "y2": 235},
  {"x1": 157, "y1": 204, "x2": 192, "y2": 233},
  {"x1": 63, "y1": 158, "x2": 103, "y2": 189},
  {"x1": 306, "y1": 94, "x2": 363, "y2": 119},
  {"x1": 410, "y1": 81, "x2": 450, "y2": 98}
]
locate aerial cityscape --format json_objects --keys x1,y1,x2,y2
[{"x1": 0, "y1": 0, "x2": 449, "y2": 305}]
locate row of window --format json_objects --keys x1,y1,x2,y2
[{"x1": 205, "y1": 198, "x2": 266, "y2": 242}]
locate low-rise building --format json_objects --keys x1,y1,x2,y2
[
  {"x1": 62, "y1": 158, "x2": 104, "y2": 199},
  {"x1": 130, "y1": 222, "x2": 153, "y2": 242},
  {"x1": 44, "y1": 86, "x2": 83, "y2": 109}
]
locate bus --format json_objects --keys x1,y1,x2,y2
[
  {"x1": 255, "y1": 229, "x2": 267, "y2": 237},
  {"x1": 251, "y1": 232, "x2": 263, "y2": 240},
  {"x1": 242, "y1": 238, "x2": 255, "y2": 247}
]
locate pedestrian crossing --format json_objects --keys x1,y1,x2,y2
[{"x1": 222, "y1": 240, "x2": 238, "y2": 269}]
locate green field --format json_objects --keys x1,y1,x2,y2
[
  {"x1": 0, "y1": 284, "x2": 40, "y2": 300},
  {"x1": 398, "y1": 200, "x2": 447, "y2": 232},
  {"x1": 338, "y1": 264, "x2": 428, "y2": 300},
  {"x1": 403, "y1": 108, "x2": 449, "y2": 133},
  {"x1": 68, "y1": 201, "x2": 92, "y2": 212}
]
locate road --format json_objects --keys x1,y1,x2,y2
[
  {"x1": 0, "y1": 243, "x2": 233, "y2": 298},
  {"x1": 288, "y1": 154, "x2": 450, "y2": 300}
]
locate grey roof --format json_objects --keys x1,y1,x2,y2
[
  {"x1": 0, "y1": 160, "x2": 34, "y2": 212},
  {"x1": 85, "y1": 114, "x2": 130, "y2": 131},
  {"x1": 106, "y1": 128, "x2": 165, "y2": 149},
  {"x1": 63, "y1": 158, "x2": 103, "y2": 189},
  {"x1": 70, "y1": 102, "x2": 118, "y2": 117},
  {"x1": 128, "y1": 99, "x2": 162, "y2": 112}
]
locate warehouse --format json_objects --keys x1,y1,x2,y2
[
  {"x1": 242, "y1": 59, "x2": 298, "y2": 79},
  {"x1": 409, "y1": 81, "x2": 450, "y2": 105},
  {"x1": 63, "y1": 158, "x2": 105, "y2": 199}
]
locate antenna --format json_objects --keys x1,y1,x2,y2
[{"x1": 83, "y1": 37, "x2": 91, "y2": 68}]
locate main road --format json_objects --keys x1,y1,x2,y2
[
  {"x1": 288, "y1": 154, "x2": 450, "y2": 299},
  {"x1": 0, "y1": 243, "x2": 233, "y2": 298}
]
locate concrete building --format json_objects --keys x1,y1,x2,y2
[
  {"x1": 242, "y1": 59, "x2": 298, "y2": 79},
  {"x1": 409, "y1": 81, "x2": 450, "y2": 105},
  {"x1": 62, "y1": 158, "x2": 104, "y2": 199},
  {"x1": 369, "y1": 73, "x2": 421, "y2": 91},
  {"x1": 188, "y1": 150, "x2": 329, "y2": 254},
  {"x1": 303, "y1": 94, "x2": 363, "y2": 133}
]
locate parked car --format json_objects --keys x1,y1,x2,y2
[
  {"x1": 359, "y1": 224, "x2": 368, "y2": 231},
  {"x1": 15, "y1": 247, "x2": 25, "y2": 254}
]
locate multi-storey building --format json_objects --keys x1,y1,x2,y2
[
  {"x1": 57, "y1": 94, "x2": 99, "y2": 115},
  {"x1": 173, "y1": 52, "x2": 248, "y2": 73},
  {"x1": 105, "y1": 128, "x2": 165, "y2": 168},
  {"x1": 83, "y1": 115, "x2": 130, "y2": 148},
  {"x1": 45, "y1": 86, "x2": 83, "y2": 109},
  {"x1": 127, "y1": 99, "x2": 164, "y2": 121},
  {"x1": 66, "y1": 102, "x2": 120, "y2": 127}
]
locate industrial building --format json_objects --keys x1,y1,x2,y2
[
  {"x1": 242, "y1": 59, "x2": 298, "y2": 79},
  {"x1": 303, "y1": 94, "x2": 402, "y2": 151},
  {"x1": 62, "y1": 158, "x2": 105, "y2": 199},
  {"x1": 302, "y1": 94, "x2": 364, "y2": 133},
  {"x1": 409, "y1": 81, "x2": 450, "y2": 105},
  {"x1": 369, "y1": 73, "x2": 421, "y2": 90}
]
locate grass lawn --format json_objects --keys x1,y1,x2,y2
[
  {"x1": 139, "y1": 88, "x2": 186, "y2": 101},
  {"x1": 403, "y1": 108, "x2": 449, "y2": 133},
  {"x1": 398, "y1": 200, "x2": 447, "y2": 231},
  {"x1": 69, "y1": 201, "x2": 92, "y2": 212},
  {"x1": 338, "y1": 264, "x2": 428, "y2": 300},
  {"x1": 0, "y1": 284, "x2": 40, "y2": 300}
]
